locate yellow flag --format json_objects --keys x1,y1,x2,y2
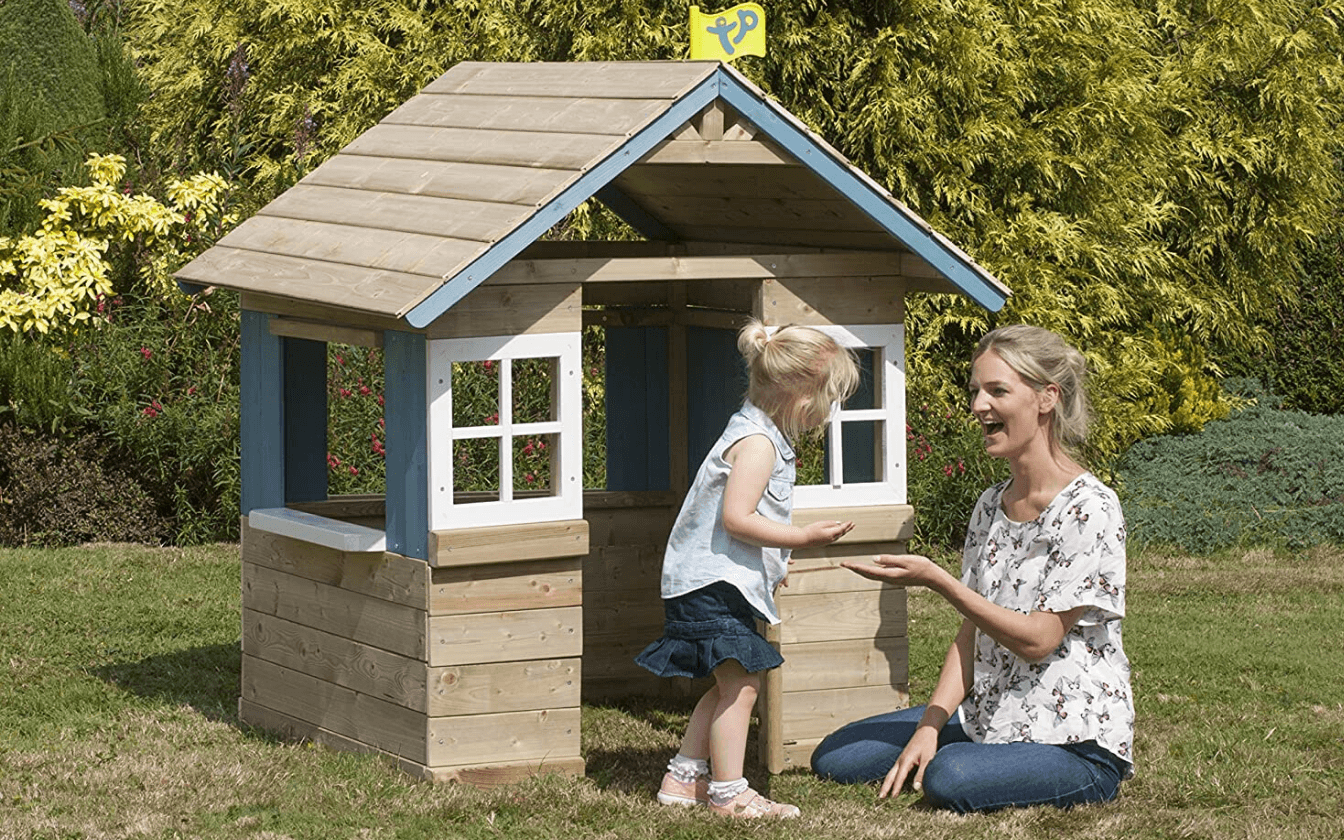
[{"x1": 689, "y1": 3, "x2": 766, "y2": 61}]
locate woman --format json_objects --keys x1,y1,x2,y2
[{"x1": 810, "y1": 324, "x2": 1134, "y2": 813}]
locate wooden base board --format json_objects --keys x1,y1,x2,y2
[{"x1": 240, "y1": 699, "x2": 585, "y2": 787}]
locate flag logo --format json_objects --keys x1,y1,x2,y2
[{"x1": 689, "y1": 4, "x2": 766, "y2": 61}]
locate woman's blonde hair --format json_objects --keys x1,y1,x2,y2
[
  {"x1": 737, "y1": 320, "x2": 859, "y2": 441},
  {"x1": 972, "y1": 324, "x2": 1091, "y2": 457}
]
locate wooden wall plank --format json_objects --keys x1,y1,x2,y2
[
  {"x1": 427, "y1": 606, "x2": 582, "y2": 666},
  {"x1": 616, "y1": 163, "x2": 831, "y2": 201},
  {"x1": 429, "y1": 520, "x2": 589, "y2": 568},
  {"x1": 385, "y1": 93, "x2": 668, "y2": 135},
  {"x1": 270, "y1": 317, "x2": 383, "y2": 349},
  {"x1": 423, "y1": 756, "x2": 587, "y2": 786},
  {"x1": 780, "y1": 684, "x2": 910, "y2": 744},
  {"x1": 793, "y1": 505, "x2": 914, "y2": 542},
  {"x1": 489, "y1": 251, "x2": 909, "y2": 286},
  {"x1": 782, "y1": 552, "x2": 909, "y2": 596},
  {"x1": 242, "y1": 520, "x2": 428, "y2": 607},
  {"x1": 428, "y1": 658, "x2": 579, "y2": 717},
  {"x1": 242, "y1": 562, "x2": 427, "y2": 660},
  {"x1": 778, "y1": 637, "x2": 908, "y2": 694},
  {"x1": 671, "y1": 225, "x2": 905, "y2": 251},
  {"x1": 429, "y1": 558, "x2": 582, "y2": 615},
  {"x1": 579, "y1": 545, "x2": 661, "y2": 594},
  {"x1": 222, "y1": 216, "x2": 483, "y2": 280},
  {"x1": 301, "y1": 155, "x2": 572, "y2": 206},
  {"x1": 243, "y1": 610, "x2": 429, "y2": 712},
  {"x1": 583, "y1": 591, "x2": 664, "y2": 639},
  {"x1": 343, "y1": 124, "x2": 616, "y2": 170},
  {"x1": 424, "y1": 283, "x2": 581, "y2": 339},
  {"x1": 259, "y1": 185, "x2": 532, "y2": 243},
  {"x1": 777, "y1": 589, "x2": 908, "y2": 645},
  {"x1": 242, "y1": 654, "x2": 429, "y2": 764},
  {"x1": 426, "y1": 707, "x2": 581, "y2": 767},
  {"x1": 640, "y1": 139, "x2": 795, "y2": 166},
  {"x1": 758, "y1": 276, "x2": 905, "y2": 326},
  {"x1": 648, "y1": 196, "x2": 882, "y2": 232}
]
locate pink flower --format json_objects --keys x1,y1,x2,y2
[
  {"x1": 378, "y1": 417, "x2": 385, "y2": 428},
  {"x1": 483, "y1": 360, "x2": 494, "y2": 372},
  {"x1": 377, "y1": 395, "x2": 385, "y2": 407},
  {"x1": 525, "y1": 473, "x2": 535, "y2": 484},
  {"x1": 335, "y1": 353, "x2": 345, "y2": 366},
  {"x1": 943, "y1": 464, "x2": 954, "y2": 477},
  {"x1": 522, "y1": 442, "x2": 534, "y2": 456},
  {"x1": 349, "y1": 466, "x2": 359, "y2": 476},
  {"x1": 140, "y1": 347, "x2": 152, "y2": 360},
  {"x1": 485, "y1": 412, "x2": 498, "y2": 424},
  {"x1": 359, "y1": 385, "x2": 371, "y2": 396},
  {"x1": 339, "y1": 388, "x2": 352, "y2": 398}
]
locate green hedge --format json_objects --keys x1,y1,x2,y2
[{"x1": 1116, "y1": 379, "x2": 1344, "y2": 553}]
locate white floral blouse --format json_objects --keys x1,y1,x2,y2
[{"x1": 959, "y1": 473, "x2": 1135, "y2": 772}]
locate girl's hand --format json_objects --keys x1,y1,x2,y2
[
  {"x1": 800, "y1": 519, "x2": 854, "y2": 547},
  {"x1": 879, "y1": 726, "x2": 939, "y2": 798},
  {"x1": 842, "y1": 554, "x2": 943, "y2": 589}
]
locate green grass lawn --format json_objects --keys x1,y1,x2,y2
[{"x1": 1, "y1": 543, "x2": 1341, "y2": 839}]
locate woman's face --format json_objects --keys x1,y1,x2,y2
[{"x1": 968, "y1": 350, "x2": 1055, "y2": 461}]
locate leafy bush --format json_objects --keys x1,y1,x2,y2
[
  {"x1": 906, "y1": 401, "x2": 1008, "y2": 553},
  {"x1": 1116, "y1": 379, "x2": 1344, "y2": 553},
  {"x1": 0, "y1": 423, "x2": 165, "y2": 546}
]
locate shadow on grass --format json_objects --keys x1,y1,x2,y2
[{"x1": 92, "y1": 642, "x2": 241, "y2": 724}]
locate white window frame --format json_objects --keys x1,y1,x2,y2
[
  {"x1": 427, "y1": 332, "x2": 582, "y2": 530},
  {"x1": 783, "y1": 323, "x2": 906, "y2": 509}
]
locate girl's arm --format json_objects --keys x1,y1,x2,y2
[
  {"x1": 842, "y1": 554, "x2": 1086, "y2": 662},
  {"x1": 880, "y1": 618, "x2": 975, "y2": 797},
  {"x1": 721, "y1": 435, "x2": 852, "y2": 549}
]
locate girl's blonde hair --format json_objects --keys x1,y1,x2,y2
[
  {"x1": 737, "y1": 320, "x2": 859, "y2": 441},
  {"x1": 972, "y1": 324, "x2": 1092, "y2": 457}
]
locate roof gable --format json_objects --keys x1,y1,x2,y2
[{"x1": 177, "y1": 60, "x2": 1008, "y2": 326}]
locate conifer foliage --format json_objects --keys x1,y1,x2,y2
[{"x1": 124, "y1": 0, "x2": 1344, "y2": 463}]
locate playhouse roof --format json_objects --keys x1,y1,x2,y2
[{"x1": 177, "y1": 61, "x2": 1009, "y2": 327}]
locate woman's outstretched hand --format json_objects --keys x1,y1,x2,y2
[
  {"x1": 841, "y1": 553, "x2": 944, "y2": 589},
  {"x1": 880, "y1": 726, "x2": 939, "y2": 798}
]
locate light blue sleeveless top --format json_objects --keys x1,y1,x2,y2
[{"x1": 660, "y1": 401, "x2": 796, "y2": 624}]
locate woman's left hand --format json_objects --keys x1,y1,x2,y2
[{"x1": 841, "y1": 554, "x2": 944, "y2": 589}]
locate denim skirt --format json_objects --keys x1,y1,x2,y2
[{"x1": 634, "y1": 581, "x2": 785, "y2": 678}]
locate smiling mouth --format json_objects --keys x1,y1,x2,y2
[{"x1": 982, "y1": 421, "x2": 1004, "y2": 435}]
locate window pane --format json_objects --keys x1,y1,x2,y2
[
  {"x1": 846, "y1": 348, "x2": 878, "y2": 411},
  {"x1": 513, "y1": 433, "x2": 557, "y2": 496},
  {"x1": 452, "y1": 360, "x2": 499, "y2": 427},
  {"x1": 453, "y1": 437, "x2": 500, "y2": 500},
  {"x1": 513, "y1": 357, "x2": 557, "y2": 424},
  {"x1": 842, "y1": 419, "x2": 884, "y2": 484}
]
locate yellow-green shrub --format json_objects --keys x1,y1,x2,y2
[{"x1": 0, "y1": 154, "x2": 232, "y2": 336}]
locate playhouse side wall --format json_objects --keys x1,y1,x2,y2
[{"x1": 238, "y1": 520, "x2": 586, "y2": 784}]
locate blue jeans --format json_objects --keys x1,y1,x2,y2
[{"x1": 811, "y1": 706, "x2": 1129, "y2": 813}]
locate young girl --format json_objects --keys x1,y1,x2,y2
[{"x1": 635, "y1": 319, "x2": 860, "y2": 819}]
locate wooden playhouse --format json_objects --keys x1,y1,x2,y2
[{"x1": 176, "y1": 60, "x2": 1009, "y2": 785}]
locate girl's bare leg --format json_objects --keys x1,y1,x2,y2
[
  {"x1": 707, "y1": 659, "x2": 760, "y2": 781},
  {"x1": 678, "y1": 684, "x2": 720, "y2": 760}
]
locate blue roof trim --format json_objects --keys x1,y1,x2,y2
[
  {"x1": 406, "y1": 73, "x2": 722, "y2": 328},
  {"x1": 716, "y1": 72, "x2": 1008, "y2": 312}
]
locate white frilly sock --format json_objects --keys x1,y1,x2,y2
[{"x1": 667, "y1": 753, "x2": 709, "y2": 783}]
